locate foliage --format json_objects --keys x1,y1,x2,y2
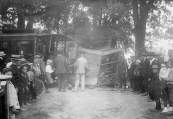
[
  {"x1": 146, "y1": 1, "x2": 173, "y2": 52},
  {"x1": 1, "y1": 0, "x2": 173, "y2": 52}
]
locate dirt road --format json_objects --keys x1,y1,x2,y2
[{"x1": 20, "y1": 87, "x2": 172, "y2": 119}]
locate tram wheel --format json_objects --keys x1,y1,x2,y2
[{"x1": 36, "y1": 79, "x2": 45, "y2": 97}]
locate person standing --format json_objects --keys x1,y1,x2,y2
[
  {"x1": 147, "y1": 53, "x2": 161, "y2": 100},
  {"x1": 74, "y1": 51, "x2": 89, "y2": 92},
  {"x1": 166, "y1": 57, "x2": 173, "y2": 112},
  {"x1": 150, "y1": 65, "x2": 161, "y2": 110},
  {"x1": 31, "y1": 58, "x2": 41, "y2": 101},
  {"x1": 45, "y1": 59, "x2": 54, "y2": 92},
  {"x1": 53, "y1": 51, "x2": 68, "y2": 92},
  {"x1": 17, "y1": 64, "x2": 31, "y2": 111},
  {"x1": 140, "y1": 53, "x2": 150, "y2": 94},
  {"x1": 117, "y1": 52, "x2": 127, "y2": 91},
  {"x1": 133, "y1": 60, "x2": 142, "y2": 93},
  {"x1": 129, "y1": 56, "x2": 136, "y2": 91}
]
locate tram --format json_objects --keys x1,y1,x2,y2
[
  {"x1": 0, "y1": 32, "x2": 74, "y2": 59},
  {"x1": 0, "y1": 30, "x2": 75, "y2": 119}
]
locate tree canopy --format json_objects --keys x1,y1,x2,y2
[{"x1": 0, "y1": 0, "x2": 173, "y2": 53}]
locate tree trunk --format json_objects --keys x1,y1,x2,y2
[{"x1": 132, "y1": 0, "x2": 155, "y2": 55}]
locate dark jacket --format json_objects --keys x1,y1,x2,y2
[
  {"x1": 53, "y1": 55, "x2": 68, "y2": 74},
  {"x1": 66, "y1": 57, "x2": 74, "y2": 73},
  {"x1": 148, "y1": 58, "x2": 160, "y2": 79},
  {"x1": 17, "y1": 73, "x2": 29, "y2": 89},
  {"x1": 10, "y1": 64, "x2": 19, "y2": 88},
  {"x1": 141, "y1": 58, "x2": 150, "y2": 77},
  {"x1": 117, "y1": 56, "x2": 127, "y2": 74},
  {"x1": 134, "y1": 64, "x2": 141, "y2": 77},
  {"x1": 129, "y1": 61, "x2": 136, "y2": 78},
  {"x1": 151, "y1": 73, "x2": 160, "y2": 90}
]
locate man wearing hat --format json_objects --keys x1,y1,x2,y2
[
  {"x1": 148, "y1": 52, "x2": 161, "y2": 100},
  {"x1": 53, "y1": 50, "x2": 68, "y2": 92},
  {"x1": 150, "y1": 64, "x2": 161, "y2": 110},
  {"x1": 128, "y1": 56, "x2": 136, "y2": 91},
  {"x1": 117, "y1": 52, "x2": 127, "y2": 90},
  {"x1": 0, "y1": 51, "x2": 6, "y2": 73},
  {"x1": 133, "y1": 60, "x2": 142, "y2": 92},
  {"x1": 140, "y1": 52, "x2": 150, "y2": 95},
  {"x1": 74, "y1": 51, "x2": 89, "y2": 92}
]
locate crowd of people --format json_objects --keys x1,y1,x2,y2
[
  {"x1": 2, "y1": 47, "x2": 173, "y2": 117},
  {"x1": 0, "y1": 50, "x2": 89, "y2": 119},
  {"x1": 127, "y1": 52, "x2": 173, "y2": 113}
]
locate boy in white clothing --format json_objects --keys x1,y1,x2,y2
[{"x1": 45, "y1": 59, "x2": 54, "y2": 93}]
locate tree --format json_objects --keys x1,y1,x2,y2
[
  {"x1": 0, "y1": 0, "x2": 71, "y2": 30},
  {"x1": 71, "y1": 0, "x2": 133, "y2": 49},
  {"x1": 131, "y1": 0, "x2": 157, "y2": 54}
]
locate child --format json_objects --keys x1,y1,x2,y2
[
  {"x1": 45, "y1": 59, "x2": 53, "y2": 93},
  {"x1": 2, "y1": 67, "x2": 20, "y2": 119},
  {"x1": 150, "y1": 65, "x2": 161, "y2": 110},
  {"x1": 159, "y1": 62, "x2": 171, "y2": 113},
  {"x1": 17, "y1": 64, "x2": 31, "y2": 111},
  {"x1": 31, "y1": 58, "x2": 41, "y2": 99},
  {"x1": 26, "y1": 64, "x2": 36, "y2": 102}
]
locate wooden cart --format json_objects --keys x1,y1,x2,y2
[{"x1": 81, "y1": 48, "x2": 124, "y2": 86}]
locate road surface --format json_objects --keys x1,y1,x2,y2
[{"x1": 19, "y1": 87, "x2": 172, "y2": 119}]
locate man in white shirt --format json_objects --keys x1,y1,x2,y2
[{"x1": 74, "y1": 52, "x2": 88, "y2": 92}]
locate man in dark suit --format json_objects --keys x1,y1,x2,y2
[
  {"x1": 53, "y1": 50, "x2": 68, "y2": 92},
  {"x1": 117, "y1": 52, "x2": 127, "y2": 90},
  {"x1": 140, "y1": 53, "x2": 150, "y2": 95},
  {"x1": 128, "y1": 56, "x2": 136, "y2": 91},
  {"x1": 147, "y1": 53, "x2": 161, "y2": 100}
]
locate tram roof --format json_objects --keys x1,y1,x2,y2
[{"x1": 0, "y1": 33, "x2": 73, "y2": 41}]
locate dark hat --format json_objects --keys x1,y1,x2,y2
[
  {"x1": 140, "y1": 53, "x2": 147, "y2": 56},
  {"x1": 19, "y1": 63, "x2": 31, "y2": 72},
  {"x1": 2, "y1": 67, "x2": 13, "y2": 74},
  {"x1": 151, "y1": 65, "x2": 159, "y2": 69}
]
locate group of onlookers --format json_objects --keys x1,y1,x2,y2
[
  {"x1": 128, "y1": 52, "x2": 173, "y2": 113},
  {"x1": 0, "y1": 49, "x2": 89, "y2": 119},
  {"x1": 0, "y1": 51, "x2": 54, "y2": 119}
]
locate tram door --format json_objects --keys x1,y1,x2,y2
[{"x1": 18, "y1": 41, "x2": 30, "y2": 54}]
